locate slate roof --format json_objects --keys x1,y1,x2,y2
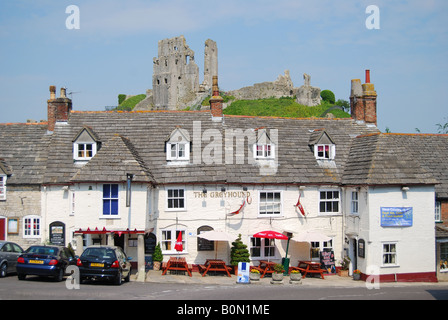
[
  {"x1": 43, "y1": 111, "x2": 379, "y2": 186},
  {"x1": 2, "y1": 111, "x2": 447, "y2": 194},
  {"x1": 0, "y1": 123, "x2": 50, "y2": 184},
  {"x1": 70, "y1": 134, "x2": 155, "y2": 183},
  {"x1": 342, "y1": 133, "x2": 448, "y2": 198}
]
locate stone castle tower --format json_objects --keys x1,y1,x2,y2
[{"x1": 152, "y1": 36, "x2": 218, "y2": 110}]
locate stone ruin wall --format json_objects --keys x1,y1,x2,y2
[{"x1": 228, "y1": 70, "x2": 321, "y2": 106}]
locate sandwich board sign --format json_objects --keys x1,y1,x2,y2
[{"x1": 237, "y1": 262, "x2": 250, "y2": 284}]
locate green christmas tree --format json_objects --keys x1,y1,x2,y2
[{"x1": 230, "y1": 234, "x2": 250, "y2": 266}]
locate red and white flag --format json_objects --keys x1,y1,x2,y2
[
  {"x1": 228, "y1": 199, "x2": 246, "y2": 215},
  {"x1": 295, "y1": 195, "x2": 306, "y2": 216}
]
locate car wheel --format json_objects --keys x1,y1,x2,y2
[
  {"x1": 0, "y1": 263, "x2": 7, "y2": 278},
  {"x1": 54, "y1": 268, "x2": 64, "y2": 282},
  {"x1": 114, "y1": 271, "x2": 122, "y2": 285},
  {"x1": 18, "y1": 273, "x2": 26, "y2": 280},
  {"x1": 124, "y1": 269, "x2": 131, "y2": 282}
]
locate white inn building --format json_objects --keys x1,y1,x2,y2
[{"x1": 1, "y1": 73, "x2": 447, "y2": 282}]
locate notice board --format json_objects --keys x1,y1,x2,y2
[
  {"x1": 381, "y1": 207, "x2": 413, "y2": 227},
  {"x1": 320, "y1": 249, "x2": 336, "y2": 274}
]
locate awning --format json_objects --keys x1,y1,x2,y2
[{"x1": 75, "y1": 227, "x2": 145, "y2": 235}]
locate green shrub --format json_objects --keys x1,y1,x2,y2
[
  {"x1": 153, "y1": 242, "x2": 163, "y2": 262},
  {"x1": 230, "y1": 234, "x2": 250, "y2": 266},
  {"x1": 321, "y1": 90, "x2": 335, "y2": 104},
  {"x1": 118, "y1": 94, "x2": 127, "y2": 105}
]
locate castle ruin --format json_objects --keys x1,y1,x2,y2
[
  {"x1": 151, "y1": 35, "x2": 217, "y2": 110},
  {"x1": 133, "y1": 36, "x2": 321, "y2": 111}
]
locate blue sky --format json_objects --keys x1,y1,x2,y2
[{"x1": 1, "y1": 0, "x2": 447, "y2": 133}]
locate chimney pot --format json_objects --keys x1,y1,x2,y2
[
  {"x1": 60, "y1": 87, "x2": 66, "y2": 98},
  {"x1": 365, "y1": 70, "x2": 370, "y2": 83},
  {"x1": 210, "y1": 76, "x2": 223, "y2": 121},
  {"x1": 49, "y1": 86, "x2": 56, "y2": 100}
]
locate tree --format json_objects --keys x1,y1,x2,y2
[
  {"x1": 230, "y1": 234, "x2": 250, "y2": 266},
  {"x1": 436, "y1": 117, "x2": 448, "y2": 134},
  {"x1": 335, "y1": 99, "x2": 350, "y2": 113},
  {"x1": 321, "y1": 90, "x2": 335, "y2": 104}
]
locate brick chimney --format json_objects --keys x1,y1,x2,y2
[
  {"x1": 47, "y1": 85, "x2": 72, "y2": 132},
  {"x1": 209, "y1": 76, "x2": 223, "y2": 122},
  {"x1": 350, "y1": 70, "x2": 377, "y2": 126}
]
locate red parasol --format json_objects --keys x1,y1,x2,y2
[
  {"x1": 253, "y1": 230, "x2": 290, "y2": 265},
  {"x1": 174, "y1": 231, "x2": 183, "y2": 252},
  {"x1": 253, "y1": 230, "x2": 288, "y2": 240}
]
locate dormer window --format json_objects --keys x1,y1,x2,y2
[
  {"x1": 0, "y1": 175, "x2": 6, "y2": 200},
  {"x1": 166, "y1": 127, "x2": 190, "y2": 163},
  {"x1": 168, "y1": 142, "x2": 189, "y2": 161},
  {"x1": 0, "y1": 159, "x2": 11, "y2": 201},
  {"x1": 253, "y1": 128, "x2": 275, "y2": 159},
  {"x1": 255, "y1": 144, "x2": 273, "y2": 159},
  {"x1": 72, "y1": 126, "x2": 101, "y2": 163},
  {"x1": 315, "y1": 144, "x2": 335, "y2": 160},
  {"x1": 309, "y1": 129, "x2": 336, "y2": 160},
  {"x1": 76, "y1": 143, "x2": 95, "y2": 160}
]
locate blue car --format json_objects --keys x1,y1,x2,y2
[{"x1": 16, "y1": 245, "x2": 77, "y2": 282}]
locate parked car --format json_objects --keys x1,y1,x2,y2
[
  {"x1": 16, "y1": 245, "x2": 77, "y2": 281},
  {"x1": 0, "y1": 241, "x2": 24, "y2": 277},
  {"x1": 77, "y1": 245, "x2": 132, "y2": 285}
]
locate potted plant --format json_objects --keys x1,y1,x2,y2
[
  {"x1": 152, "y1": 242, "x2": 163, "y2": 271},
  {"x1": 290, "y1": 269, "x2": 302, "y2": 281},
  {"x1": 353, "y1": 269, "x2": 361, "y2": 280},
  {"x1": 249, "y1": 268, "x2": 261, "y2": 281},
  {"x1": 272, "y1": 263, "x2": 285, "y2": 281},
  {"x1": 230, "y1": 234, "x2": 250, "y2": 274},
  {"x1": 337, "y1": 256, "x2": 350, "y2": 277}
]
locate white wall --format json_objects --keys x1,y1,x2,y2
[
  {"x1": 156, "y1": 184, "x2": 344, "y2": 266},
  {"x1": 359, "y1": 185, "x2": 436, "y2": 276},
  {"x1": 43, "y1": 182, "x2": 150, "y2": 249}
]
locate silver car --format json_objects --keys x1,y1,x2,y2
[{"x1": 0, "y1": 241, "x2": 24, "y2": 277}]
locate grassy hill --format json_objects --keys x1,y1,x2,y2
[
  {"x1": 223, "y1": 97, "x2": 350, "y2": 118},
  {"x1": 112, "y1": 93, "x2": 351, "y2": 119}
]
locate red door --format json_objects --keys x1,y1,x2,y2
[{"x1": 0, "y1": 218, "x2": 5, "y2": 240}]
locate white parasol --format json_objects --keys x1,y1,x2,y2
[
  {"x1": 197, "y1": 230, "x2": 236, "y2": 259},
  {"x1": 291, "y1": 231, "x2": 331, "y2": 243}
]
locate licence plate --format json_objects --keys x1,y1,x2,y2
[
  {"x1": 90, "y1": 263, "x2": 104, "y2": 267},
  {"x1": 29, "y1": 260, "x2": 44, "y2": 264}
]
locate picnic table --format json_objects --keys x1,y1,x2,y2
[
  {"x1": 161, "y1": 257, "x2": 192, "y2": 277},
  {"x1": 199, "y1": 259, "x2": 232, "y2": 277},
  {"x1": 250, "y1": 260, "x2": 276, "y2": 278},
  {"x1": 291, "y1": 260, "x2": 326, "y2": 279}
]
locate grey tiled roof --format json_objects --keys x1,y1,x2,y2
[
  {"x1": 44, "y1": 111, "x2": 380, "y2": 185},
  {"x1": 342, "y1": 133, "x2": 444, "y2": 192},
  {"x1": 71, "y1": 134, "x2": 155, "y2": 183},
  {"x1": 2, "y1": 111, "x2": 447, "y2": 196},
  {"x1": 0, "y1": 123, "x2": 50, "y2": 184}
]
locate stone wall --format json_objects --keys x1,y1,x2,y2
[
  {"x1": 152, "y1": 36, "x2": 200, "y2": 110},
  {"x1": 0, "y1": 185, "x2": 42, "y2": 248},
  {"x1": 228, "y1": 70, "x2": 322, "y2": 106}
]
